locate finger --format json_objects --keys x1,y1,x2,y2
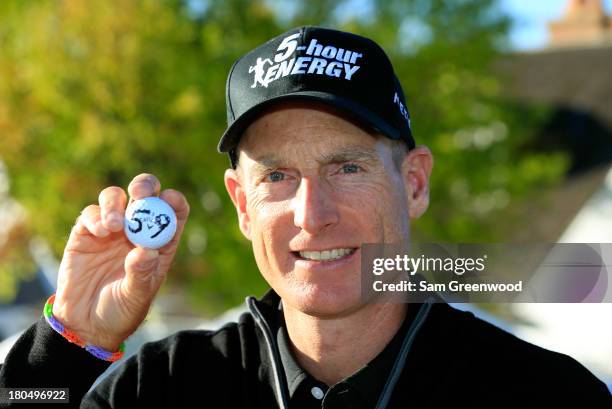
[
  {"x1": 158, "y1": 189, "x2": 190, "y2": 254},
  {"x1": 123, "y1": 247, "x2": 164, "y2": 300},
  {"x1": 80, "y1": 205, "x2": 110, "y2": 237},
  {"x1": 99, "y1": 186, "x2": 128, "y2": 232},
  {"x1": 70, "y1": 214, "x2": 90, "y2": 236},
  {"x1": 159, "y1": 189, "x2": 190, "y2": 222},
  {"x1": 127, "y1": 173, "x2": 161, "y2": 202}
]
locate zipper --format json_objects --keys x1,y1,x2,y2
[
  {"x1": 374, "y1": 298, "x2": 434, "y2": 409},
  {"x1": 247, "y1": 295, "x2": 434, "y2": 409},
  {"x1": 246, "y1": 296, "x2": 290, "y2": 409}
]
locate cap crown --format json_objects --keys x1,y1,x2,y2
[{"x1": 219, "y1": 26, "x2": 414, "y2": 165}]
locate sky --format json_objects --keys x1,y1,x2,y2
[
  {"x1": 190, "y1": 0, "x2": 612, "y2": 51},
  {"x1": 500, "y1": 0, "x2": 612, "y2": 50}
]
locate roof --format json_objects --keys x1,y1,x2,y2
[
  {"x1": 491, "y1": 46, "x2": 612, "y2": 242},
  {"x1": 497, "y1": 45, "x2": 612, "y2": 129}
]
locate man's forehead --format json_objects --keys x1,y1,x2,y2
[
  {"x1": 233, "y1": 100, "x2": 401, "y2": 172},
  {"x1": 247, "y1": 145, "x2": 382, "y2": 168},
  {"x1": 245, "y1": 101, "x2": 377, "y2": 137},
  {"x1": 243, "y1": 100, "x2": 379, "y2": 139}
]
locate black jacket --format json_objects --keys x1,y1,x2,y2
[{"x1": 1, "y1": 289, "x2": 610, "y2": 408}]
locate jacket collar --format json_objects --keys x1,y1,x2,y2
[
  {"x1": 255, "y1": 287, "x2": 283, "y2": 309},
  {"x1": 247, "y1": 287, "x2": 439, "y2": 409}
]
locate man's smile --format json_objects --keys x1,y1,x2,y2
[{"x1": 293, "y1": 247, "x2": 357, "y2": 261}]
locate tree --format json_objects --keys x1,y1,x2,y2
[{"x1": 0, "y1": 0, "x2": 567, "y2": 313}]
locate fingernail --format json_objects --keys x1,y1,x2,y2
[
  {"x1": 106, "y1": 211, "x2": 123, "y2": 230},
  {"x1": 145, "y1": 180, "x2": 155, "y2": 194}
]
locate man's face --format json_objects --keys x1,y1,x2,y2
[{"x1": 224, "y1": 101, "x2": 432, "y2": 317}]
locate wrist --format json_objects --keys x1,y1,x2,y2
[
  {"x1": 51, "y1": 296, "x2": 125, "y2": 352},
  {"x1": 44, "y1": 294, "x2": 125, "y2": 362}
]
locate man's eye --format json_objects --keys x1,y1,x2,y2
[
  {"x1": 341, "y1": 163, "x2": 361, "y2": 174},
  {"x1": 265, "y1": 171, "x2": 285, "y2": 182}
]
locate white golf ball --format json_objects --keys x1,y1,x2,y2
[{"x1": 124, "y1": 197, "x2": 177, "y2": 249}]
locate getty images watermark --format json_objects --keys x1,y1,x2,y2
[{"x1": 360, "y1": 243, "x2": 612, "y2": 303}]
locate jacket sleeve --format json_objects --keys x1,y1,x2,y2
[
  {"x1": 82, "y1": 327, "x2": 242, "y2": 409},
  {"x1": 0, "y1": 316, "x2": 112, "y2": 408},
  {"x1": 81, "y1": 342, "x2": 167, "y2": 409}
]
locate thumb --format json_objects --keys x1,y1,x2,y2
[{"x1": 123, "y1": 247, "x2": 164, "y2": 301}]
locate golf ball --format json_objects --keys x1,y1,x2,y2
[{"x1": 124, "y1": 197, "x2": 177, "y2": 249}]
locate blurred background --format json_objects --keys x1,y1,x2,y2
[{"x1": 1, "y1": 0, "x2": 611, "y2": 391}]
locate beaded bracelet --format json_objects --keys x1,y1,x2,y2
[{"x1": 43, "y1": 294, "x2": 125, "y2": 362}]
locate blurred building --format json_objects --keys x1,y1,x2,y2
[
  {"x1": 548, "y1": 0, "x2": 612, "y2": 49},
  {"x1": 0, "y1": 160, "x2": 48, "y2": 341},
  {"x1": 497, "y1": 0, "x2": 612, "y2": 388},
  {"x1": 496, "y1": 0, "x2": 612, "y2": 243}
]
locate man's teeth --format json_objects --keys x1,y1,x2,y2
[{"x1": 299, "y1": 248, "x2": 355, "y2": 261}]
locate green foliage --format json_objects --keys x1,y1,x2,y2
[{"x1": 0, "y1": 0, "x2": 567, "y2": 312}]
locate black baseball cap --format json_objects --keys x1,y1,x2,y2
[{"x1": 218, "y1": 25, "x2": 415, "y2": 168}]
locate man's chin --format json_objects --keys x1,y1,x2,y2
[{"x1": 284, "y1": 284, "x2": 365, "y2": 318}]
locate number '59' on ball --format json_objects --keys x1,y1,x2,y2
[{"x1": 124, "y1": 197, "x2": 178, "y2": 249}]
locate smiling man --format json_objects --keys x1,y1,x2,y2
[
  {"x1": 1, "y1": 26, "x2": 611, "y2": 409},
  {"x1": 223, "y1": 99, "x2": 429, "y2": 392}
]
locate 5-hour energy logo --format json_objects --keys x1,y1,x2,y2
[{"x1": 249, "y1": 33, "x2": 363, "y2": 88}]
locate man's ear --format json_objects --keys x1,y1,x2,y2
[
  {"x1": 401, "y1": 146, "x2": 433, "y2": 219},
  {"x1": 224, "y1": 167, "x2": 252, "y2": 240}
]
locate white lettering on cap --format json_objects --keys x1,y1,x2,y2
[
  {"x1": 249, "y1": 34, "x2": 364, "y2": 88},
  {"x1": 393, "y1": 92, "x2": 410, "y2": 125}
]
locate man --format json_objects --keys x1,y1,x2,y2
[{"x1": 1, "y1": 26, "x2": 610, "y2": 408}]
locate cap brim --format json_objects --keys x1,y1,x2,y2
[{"x1": 217, "y1": 91, "x2": 405, "y2": 154}]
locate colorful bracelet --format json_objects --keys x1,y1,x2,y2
[{"x1": 43, "y1": 294, "x2": 125, "y2": 362}]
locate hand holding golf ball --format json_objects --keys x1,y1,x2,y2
[
  {"x1": 52, "y1": 173, "x2": 190, "y2": 351},
  {"x1": 125, "y1": 197, "x2": 178, "y2": 249}
]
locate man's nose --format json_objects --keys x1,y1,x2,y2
[{"x1": 292, "y1": 177, "x2": 339, "y2": 234}]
